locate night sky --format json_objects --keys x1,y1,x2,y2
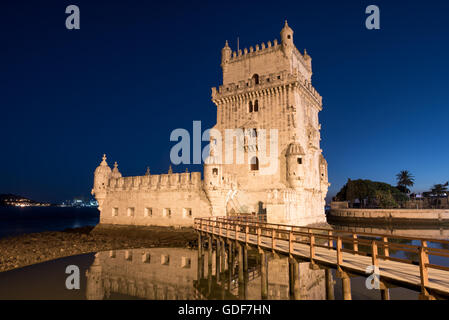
[{"x1": 1, "y1": 0, "x2": 448, "y2": 203}]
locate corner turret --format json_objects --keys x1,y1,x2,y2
[
  {"x1": 221, "y1": 40, "x2": 232, "y2": 72},
  {"x1": 280, "y1": 20, "x2": 294, "y2": 58},
  {"x1": 286, "y1": 142, "x2": 305, "y2": 188},
  {"x1": 92, "y1": 154, "x2": 111, "y2": 210}
]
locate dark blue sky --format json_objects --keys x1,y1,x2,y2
[{"x1": 1, "y1": 0, "x2": 448, "y2": 203}]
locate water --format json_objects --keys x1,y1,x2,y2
[
  {"x1": 0, "y1": 247, "x2": 435, "y2": 300},
  {"x1": 0, "y1": 209, "x2": 448, "y2": 299},
  {"x1": 0, "y1": 207, "x2": 99, "y2": 238}
]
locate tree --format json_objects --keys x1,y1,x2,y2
[
  {"x1": 396, "y1": 170, "x2": 415, "y2": 194},
  {"x1": 430, "y1": 182, "x2": 448, "y2": 208}
]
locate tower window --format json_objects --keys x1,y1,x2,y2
[
  {"x1": 144, "y1": 207, "x2": 152, "y2": 217},
  {"x1": 127, "y1": 207, "x2": 135, "y2": 217},
  {"x1": 112, "y1": 207, "x2": 118, "y2": 217},
  {"x1": 252, "y1": 74, "x2": 260, "y2": 85},
  {"x1": 212, "y1": 168, "x2": 218, "y2": 175},
  {"x1": 252, "y1": 128, "x2": 257, "y2": 137},
  {"x1": 249, "y1": 101, "x2": 253, "y2": 113},
  {"x1": 297, "y1": 158, "x2": 302, "y2": 164},
  {"x1": 250, "y1": 156, "x2": 259, "y2": 171},
  {"x1": 254, "y1": 100, "x2": 259, "y2": 112},
  {"x1": 287, "y1": 35, "x2": 291, "y2": 39}
]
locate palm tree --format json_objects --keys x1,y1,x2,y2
[
  {"x1": 431, "y1": 182, "x2": 448, "y2": 208},
  {"x1": 396, "y1": 170, "x2": 415, "y2": 194}
]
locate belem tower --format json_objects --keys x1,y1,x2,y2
[{"x1": 92, "y1": 21, "x2": 330, "y2": 227}]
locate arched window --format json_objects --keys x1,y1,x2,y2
[
  {"x1": 254, "y1": 100, "x2": 259, "y2": 112},
  {"x1": 252, "y1": 128, "x2": 257, "y2": 137},
  {"x1": 252, "y1": 74, "x2": 260, "y2": 85},
  {"x1": 249, "y1": 101, "x2": 253, "y2": 113},
  {"x1": 250, "y1": 156, "x2": 259, "y2": 171},
  {"x1": 212, "y1": 168, "x2": 218, "y2": 175}
]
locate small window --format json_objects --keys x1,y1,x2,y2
[
  {"x1": 127, "y1": 207, "x2": 135, "y2": 217},
  {"x1": 109, "y1": 250, "x2": 116, "y2": 258},
  {"x1": 252, "y1": 128, "x2": 257, "y2": 137},
  {"x1": 250, "y1": 157, "x2": 259, "y2": 171},
  {"x1": 125, "y1": 250, "x2": 133, "y2": 261},
  {"x1": 249, "y1": 101, "x2": 253, "y2": 113},
  {"x1": 144, "y1": 207, "x2": 152, "y2": 217},
  {"x1": 212, "y1": 168, "x2": 218, "y2": 175},
  {"x1": 297, "y1": 158, "x2": 302, "y2": 164},
  {"x1": 252, "y1": 74, "x2": 260, "y2": 85},
  {"x1": 287, "y1": 35, "x2": 291, "y2": 39},
  {"x1": 163, "y1": 208, "x2": 172, "y2": 218},
  {"x1": 112, "y1": 207, "x2": 118, "y2": 217},
  {"x1": 161, "y1": 254, "x2": 170, "y2": 265},
  {"x1": 183, "y1": 208, "x2": 192, "y2": 218},
  {"x1": 254, "y1": 100, "x2": 259, "y2": 112},
  {"x1": 142, "y1": 253, "x2": 151, "y2": 263},
  {"x1": 181, "y1": 257, "x2": 191, "y2": 268},
  {"x1": 277, "y1": 75, "x2": 281, "y2": 79}
]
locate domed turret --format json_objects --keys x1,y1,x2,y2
[
  {"x1": 286, "y1": 142, "x2": 305, "y2": 188},
  {"x1": 92, "y1": 154, "x2": 111, "y2": 210},
  {"x1": 221, "y1": 40, "x2": 232, "y2": 72},
  {"x1": 280, "y1": 20, "x2": 294, "y2": 58},
  {"x1": 204, "y1": 142, "x2": 222, "y2": 189},
  {"x1": 111, "y1": 161, "x2": 122, "y2": 179}
]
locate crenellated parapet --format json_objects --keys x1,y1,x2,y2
[
  {"x1": 211, "y1": 69, "x2": 322, "y2": 106},
  {"x1": 107, "y1": 171, "x2": 203, "y2": 192}
]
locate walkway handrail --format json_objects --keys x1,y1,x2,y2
[{"x1": 195, "y1": 216, "x2": 449, "y2": 298}]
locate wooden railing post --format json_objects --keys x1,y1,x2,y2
[
  {"x1": 337, "y1": 236, "x2": 342, "y2": 266},
  {"x1": 289, "y1": 230, "x2": 293, "y2": 256},
  {"x1": 310, "y1": 234, "x2": 315, "y2": 263},
  {"x1": 257, "y1": 227, "x2": 261, "y2": 247},
  {"x1": 235, "y1": 224, "x2": 238, "y2": 241},
  {"x1": 371, "y1": 241, "x2": 378, "y2": 267},
  {"x1": 353, "y1": 234, "x2": 358, "y2": 252},
  {"x1": 272, "y1": 229, "x2": 276, "y2": 251},
  {"x1": 245, "y1": 224, "x2": 249, "y2": 244},
  {"x1": 383, "y1": 237, "x2": 389, "y2": 257},
  {"x1": 419, "y1": 241, "x2": 429, "y2": 295},
  {"x1": 328, "y1": 230, "x2": 333, "y2": 248}
]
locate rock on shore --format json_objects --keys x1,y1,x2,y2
[{"x1": 0, "y1": 224, "x2": 197, "y2": 272}]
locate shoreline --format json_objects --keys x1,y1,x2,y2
[{"x1": 0, "y1": 224, "x2": 197, "y2": 273}]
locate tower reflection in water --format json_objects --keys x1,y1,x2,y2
[{"x1": 85, "y1": 247, "x2": 329, "y2": 300}]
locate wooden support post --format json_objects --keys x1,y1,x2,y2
[
  {"x1": 325, "y1": 268, "x2": 335, "y2": 300},
  {"x1": 229, "y1": 241, "x2": 234, "y2": 276},
  {"x1": 257, "y1": 227, "x2": 262, "y2": 247},
  {"x1": 238, "y1": 242, "x2": 244, "y2": 284},
  {"x1": 328, "y1": 230, "x2": 333, "y2": 248},
  {"x1": 288, "y1": 258, "x2": 300, "y2": 300},
  {"x1": 198, "y1": 233, "x2": 202, "y2": 257},
  {"x1": 380, "y1": 286, "x2": 390, "y2": 300},
  {"x1": 243, "y1": 245, "x2": 248, "y2": 273},
  {"x1": 272, "y1": 229, "x2": 276, "y2": 252},
  {"x1": 260, "y1": 249, "x2": 268, "y2": 300},
  {"x1": 341, "y1": 273, "x2": 352, "y2": 300},
  {"x1": 216, "y1": 238, "x2": 221, "y2": 278},
  {"x1": 245, "y1": 225, "x2": 249, "y2": 244},
  {"x1": 220, "y1": 239, "x2": 226, "y2": 273},
  {"x1": 208, "y1": 236, "x2": 213, "y2": 278}
]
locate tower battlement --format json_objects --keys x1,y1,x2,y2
[
  {"x1": 106, "y1": 171, "x2": 203, "y2": 192},
  {"x1": 211, "y1": 69, "x2": 322, "y2": 105}
]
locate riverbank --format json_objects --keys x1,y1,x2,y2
[
  {"x1": 328, "y1": 208, "x2": 449, "y2": 225},
  {"x1": 0, "y1": 224, "x2": 197, "y2": 272}
]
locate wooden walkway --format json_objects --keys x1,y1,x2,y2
[{"x1": 194, "y1": 216, "x2": 449, "y2": 299}]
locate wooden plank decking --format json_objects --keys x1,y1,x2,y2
[{"x1": 195, "y1": 217, "x2": 449, "y2": 299}]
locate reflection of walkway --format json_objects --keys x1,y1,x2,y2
[{"x1": 196, "y1": 217, "x2": 449, "y2": 300}]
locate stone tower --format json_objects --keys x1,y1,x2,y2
[{"x1": 209, "y1": 21, "x2": 329, "y2": 225}]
